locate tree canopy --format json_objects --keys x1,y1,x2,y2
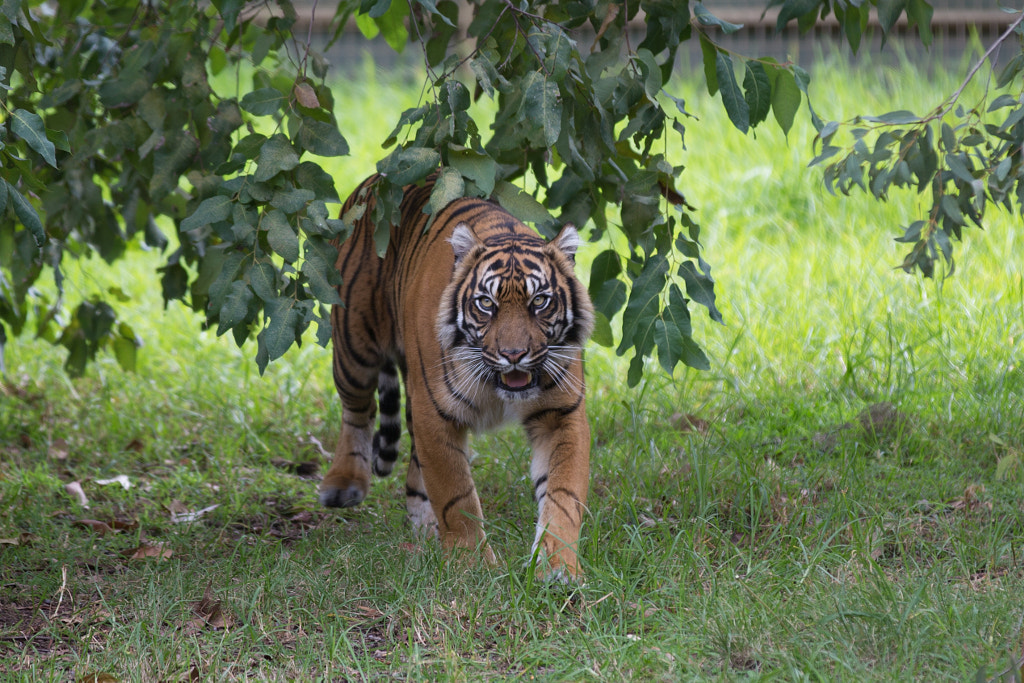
[{"x1": 1, "y1": 0, "x2": 1022, "y2": 382}]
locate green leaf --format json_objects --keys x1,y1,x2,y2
[
  {"x1": 112, "y1": 336, "x2": 138, "y2": 373},
  {"x1": 271, "y1": 188, "x2": 316, "y2": 214},
  {"x1": 877, "y1": 0, "x2": 907, "y2": 37},
  {"x1": 298, "y1": 118, "x2": 350, "y2": 157},
  {"x1": 693, "y1": 2, "x2": 743, "y2": 34},
  {"x1": 255, "y1": 135, "x2": 300, "y2": 182},
  {"x1": 240, "y1": 87, "x2": 287, "y2": 115},
  {"x1": 775, "y1": 0, "x2": 820, "y2": 32},
  {"x1": 295, "y1": 161, "x2": 340, "y2": 203},
  {"x1": 374, "y1": 0, "x2": 410, "y2": 52},
  {"x1": 383, "y1": 105, "x2": 429, "y2": 148},
  {"x1": 377, "y1": 146, "x2": 440, "y2": 186},
  {"x1": 715, "y1": 53, "x2": 749, "y2": 134},
  {"x1": 542, "y1": 25, "x2": 573, "y2": 83},
  {"x1": 988, "y1": 94, "x2": 1019, "y2": 112},
  {"x1": 0, "y1": 14, "x2": 13, "y2": 46},
  {"x1": 743, "y1": 61, "x2": 772, "y2": 128},
  {"x1": 249, "y1": 261, "x2": 279, "y2": 302},
  {"x1": 996, "y1": 54, "x2": 1024, "y2": 90},
  {"x1": 591, "y1": 312, "x2": 614, "y2": 348},
  {"x1": 771, "y1": 68, "x2": 801, "y2": 137},
  {"x1": 208, "y1": 251, "x2": 246, "y2": 312},
  {"x1": 415, "y1": 0, "x2": 456, "y2": 25},
  {"x1": 181, "y1": 195, "x2": 233, "y2": 232},
  {"x1": 617, "y1": 254, "x2": 668, "y2": 358},
  {"x1": 217, "y1": 280, "x2": 254, "y2": 336},
  {"x1": 522, "y1": 71, "x2": 562, "y2": 147},
  {"x1": 429, "y1": 167, "x2": 464, "y2": 215},
  {"x1": 264, "y1": 209, "x2": 300, "y2": 263},
  {"x1": 5, "y1": 180, "x2": 45, "y2": 247},
  {"x1": 449, "y1": 148, "x2": 497, "y2": 196},
  {"x1": 313, "y1": 310, "x2": 333, "y2": 347},
  {"x1": 212, "y1": 0, "x2": 245, "y2": 33},
  {"x1": 634, "y1": 48, "x2": 662, "y2": 99},
  {"x1": 654, "y1": 285, "x2": 687, "y2": 374},
  {"x1": 493, "y1": 181, "x2": 553, "y2": 225},
  {"x1": 588, "y1": 250, "x2": 622, "y2": 297},
  {"x1": 302, "y1": 255, "x2": 343, "y2": 306},
  {"x1": 864, "y1": 110, "x2": 920, "y2": 125},
  {"x1": 699, "y1": 34, "x2": 719, "y2": 97},
  {"x1": 939, "y1": 195, "x2": 965, "y2": 227},
  {"x1": 906, "y1": 0, "x2": 933, "y2": 46},
  {"x1": 11, "y1": 109, "x2": 57, "y2": 167},
  {"x1": 263, "y1": 296, "x2": 300, "y2": 363},
  {"x1": 98, "y1": 72, "x2": 150, "y2": 108},
  {"x1": 678, "y1": 260, "x2": 722, "y2": 323},
  {"x1": 150, "y1": 130, "x2": 199, "y2": 200}
]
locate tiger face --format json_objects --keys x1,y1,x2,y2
[{"x1": 438, "y1": 223, "x2": 593, "y2": 402}]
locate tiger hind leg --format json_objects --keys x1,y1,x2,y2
[{"x1": 320, "y1": 346, "x2": 381, "y2": 508}]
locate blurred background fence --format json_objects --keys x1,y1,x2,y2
[{"x1": 282, "y1": 1, "x2": 1020, "y2": 69}]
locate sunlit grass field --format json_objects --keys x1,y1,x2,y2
[{"x1": 1, "y1": 48, "x2": 1022, "y2": 681}]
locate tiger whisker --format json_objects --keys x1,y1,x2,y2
[
  {"x1": 543, "y1": 358, "x2": 584, "y2": 395},
  {"x1": 432, "y1": 347, "x2": 483, "y2": 370},
  {"x1": 449, "y1": 358, "x2": 489, "y2": 398}
]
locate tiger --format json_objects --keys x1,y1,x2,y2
[{"x1": 318, "y1": 174, "x2": 595, "y2": 580}]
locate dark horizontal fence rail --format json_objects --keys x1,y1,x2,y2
[{"x1": 279, "y1": 3, "x2": 1019, "y2": 74}]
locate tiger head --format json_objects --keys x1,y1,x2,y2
[{"x1": 437, "y1": 223, "x2": 594, "y2": 401}]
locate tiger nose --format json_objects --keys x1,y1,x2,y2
[{"x1": 501, "y1": 348, "x2": 527, "y2": 364}]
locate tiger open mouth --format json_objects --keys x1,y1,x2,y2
[{"x1": 498, "y1": 369, "x2": 538, "y2": 392}]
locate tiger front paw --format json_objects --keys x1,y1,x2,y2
[{"x1": 319, "y1": 473, "x2": 369, "y2": 508}]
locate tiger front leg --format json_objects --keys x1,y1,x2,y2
[
  {"x1": 413, "y1": 419, "x2": 497, "y2": 566},
  {"x1": 526, "y1": 407, "x2": 591, "y2": 581}
]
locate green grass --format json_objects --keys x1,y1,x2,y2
[{"x1": 2, "y1": 51, "x2": 1023, "y2": 681}]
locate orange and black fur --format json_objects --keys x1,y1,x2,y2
[{"x1": 319, "y1": 175, "x2": 594, "y2": 579}]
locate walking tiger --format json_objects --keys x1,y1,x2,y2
[{"x1": 319, "y1": 174, "x2": 594, "y2": 579}]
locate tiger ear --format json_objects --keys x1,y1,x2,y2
[
  {"x1": 449, "y1": 223, "x2": 480, "y2": 264},
  {"x1": 552, "y1": 224, "x2": 580, "y2": 263}
]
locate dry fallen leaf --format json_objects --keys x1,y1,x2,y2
[
  {"x1": 123, "y1": 438, "x2": 145, "y2": 453},
  {"x1": 65, "y1": 481, "x2": 89, "y2": 508},
  {"x1": 189, "y1": 584, "x2": 232, "y2": 630},
  {"x1": 670, "y1": 412, "x2": 710, "y2": 434},
  {"x1": 0, "y1": 532, "x2": 38, "y2": 546},
  {"x1": 171, "y1": 504, "x2": 219, "y2": 524},
  {"x1": 73, "y1": 519, "x2": 115, "y2": 535},
  {"x1": 50, "y1": 437, "x2": 70, "y2": 460},
  {"x1": 96, "y1": 475, "x2": 132, "y2": 490},
  {"x1": 109, "y1": 519, "x2": 139, "y2": 531},
  {"x1": 77, "y1": 673, "x2": 119, "y2": 683},
  {"x1": 271, "y1": 457, "x2": 319, "y2": 476},
  {"x1": 125, "y1": 542, "x2": 173, "y2": 561}
]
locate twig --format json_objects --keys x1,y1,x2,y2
[
  {"x1": 50, "y1": 565, "x2": 69, "y2": 619},
  {"x1": 933, "y1": 11, "x2": 1024, "y2": 123}
]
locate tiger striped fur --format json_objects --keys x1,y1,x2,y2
[{"x1": 319, "y1": 174, "x2": 595, "y2": 579}]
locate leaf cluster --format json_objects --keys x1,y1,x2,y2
[
  {"x1": 812, "y1": 13, "x2": 1024, "y2": 278},
  {"x1": 3, "y1": 0, "x2": 1011, "y2": 381},
  {"x1": 1, "y1": 0, "x2": 347, "y2": 374}
]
